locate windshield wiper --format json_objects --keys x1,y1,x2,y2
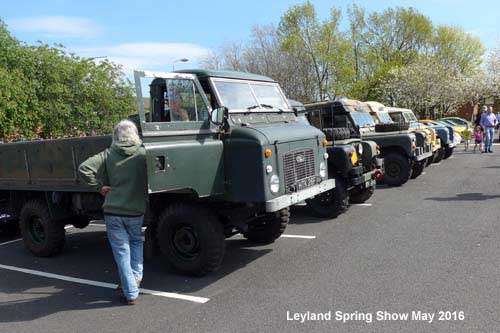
[{"x1": 247, "y1": 104, "x2": 284, "y2": 113}]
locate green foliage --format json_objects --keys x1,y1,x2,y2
[
  {"x1": 0, "y1": 20, "x2": 136, "y2": 142},
  {"x1": 278, "y1": 1, "x2": 351, "y2": 100}
]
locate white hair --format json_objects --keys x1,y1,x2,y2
[{"x1": 112, "y1": 120, "x2": 142, "y2": 145}]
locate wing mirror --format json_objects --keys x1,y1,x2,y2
[{"x1": 210, "y1": 106, "x2": 228, "y2": 126}]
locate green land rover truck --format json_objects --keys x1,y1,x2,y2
[
  {"x1": 290, "y1": 100, "x2": 384, "y2": 218},
  {"x1": 331, "y1": 99, "x2": 432, "y2": 186},
  {"x1": 0, "y1": 69, "x2": 335, "y2": 276}
]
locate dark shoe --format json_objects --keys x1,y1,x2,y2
[{"x1": 120, "y1": 296, "x2": 138, "y2": 305}]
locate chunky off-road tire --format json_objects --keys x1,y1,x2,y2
[
  {"x1": 349, "y1": 186, "x2": 375, "y2": 204},
  {"x1": 444, "y1": 147, "x2": 454, "y2": 159},
  {"x1": 375, "y1": 123, "x2": 410, "y2": 133},
  {"x1": 411, "y1": 160, "x2": 425, "y2": 179},
  {"x1": 433, "y1": 148, "x2": 445, "y2": 163},
  {"x1": 426, "y1": 157, "x2": 433, "y2": 167},
  {"x1": 383, "y1": 153, "x2": 411, "y2": 186},
  {"x1": 325, "y1": 127, "x2": 350, "y2": 141},
  {"x1": 20, "y1": 200, "x2": 65, "y2": 257},
  {"x1": 156, "y1": 203, "x2": 225, "y2": 277},
  {"x1": 144, "y1": 223, "x2": 160, "y2": 262},
  {"x1": 243, "y1": 208, "x2": 289, "y2": 244},
  {"x1": 306, "y1": 176, "x2": 348, "y2": 218}
]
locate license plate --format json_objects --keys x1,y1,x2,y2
[{"x1": 295, "y1": 176, "x2": 321, "y2": 192}]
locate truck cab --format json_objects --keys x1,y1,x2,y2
[{"x1": 294, "y1": 100, "x2": 383, "y2": 218}]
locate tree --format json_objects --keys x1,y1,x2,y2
[
  {"x1": 430, "y1": 25, "x2": 484, "y2": 76},
  {"x1": 0, "y1": 19, "x2": 136, "y2": 141},
  {"x1": 278, "y1": 1, "x2": 351, "y2": 100}
]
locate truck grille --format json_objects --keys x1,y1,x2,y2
[{"x1": 283, "y1": 149, "x2": 316, "y2": 192}]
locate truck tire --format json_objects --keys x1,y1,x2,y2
[
  {"x1": 20, "y1": 200, "x2": 65, "y2": 257},
  {"x1": 433, "y1": 146, "x2": 445, "y2": 163},
  {"x1": 411, "y1": 160, "x2": 425, "y2": 179},
  {"x1": 426, "y1": 157, "x2": 433, "y2": 167},
  {"x1": 243, "y1": 208, "x2": 289, "y2": 244},
  {"x1": 444, "y1": 147, "x2": 454, "y2": 159},
  {"x1": 305, "y1": 176, "x2": 348, "y2": 218},
  {"x1": 383, "y1": 153, "x2": 411, "y2": 186},
  {"x1": 374, "y1": 123, "x2": 409, "y2": 132},
  {"x1": 156, "y1": 203, "x2": 225, "y2": 277},
  {"x1": 349, "y1": 186, "x2": 375, "y2": 204}
]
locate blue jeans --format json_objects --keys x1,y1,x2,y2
[
  {"x1": 484, "y1": 127, "x2": 495, "y2": 151},
  {"x1": 104, "y1": 215, "x2": 144, "y2": 300}
]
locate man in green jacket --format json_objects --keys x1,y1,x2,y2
[{"x1": 79, "y1": 120, "x2": 147, "y2": 305}]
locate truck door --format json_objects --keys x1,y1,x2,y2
[{"x1": 134, "y1": 71, "x2": 224, "y2": 197}]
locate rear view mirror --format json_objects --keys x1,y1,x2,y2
[{"x1": 210, "y1": 106, "x2": 228, "y2": 125}]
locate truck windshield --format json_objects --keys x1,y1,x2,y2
[
  {"x1": 351, "y1": 113, "x2": 376, "y2": 127},
  {"x1": 377, "y1": 112, "x2": 393, "y2": 124},
  {"x1": 212, "y1": 79, "x2": 290, "y2": 112},
  {"x1": 403, "y1": 112, "x2": 418, "y2": 122}
]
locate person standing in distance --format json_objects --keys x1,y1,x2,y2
[
  {"x1": 480, "y1": 105, "x2": 498, "y2": 153},
  {"x1": 79, "y1": 120, "x2": 147, "y2": 305}
]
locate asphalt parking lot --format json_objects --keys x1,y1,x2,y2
[{"x1": 1, "y1": 144, "x2": 500, "y2": 332}]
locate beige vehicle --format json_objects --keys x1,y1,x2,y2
[{"x1": 365, "y1": 102, "x2": 440, "y2": 166}]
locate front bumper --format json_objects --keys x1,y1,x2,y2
[
  {"x1": 265, "y1": 179, "x2": 336, "y2": 212},
  {"x1": 413, "y1": 145, "x2": 433, "y2": 161}
]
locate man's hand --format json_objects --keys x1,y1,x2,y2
[{"x1": 100, "y1": 186, "x2": 111, "y2": 196}]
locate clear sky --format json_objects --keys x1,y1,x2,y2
[{"x1": 1, "y1": 0, "x2": 499, "y2": 73}]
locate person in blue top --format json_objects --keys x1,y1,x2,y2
[{"x1": 479, "y1": 106, "x2": 498, "y2": 153}]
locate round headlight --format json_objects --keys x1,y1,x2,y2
[
  {"x1": 270, "y1": 174, "x2": 280, "y2": 193},
  {"x1": 266, "y1": 165, "x2": 273, "y2": 174},
  {"x1": 357, "y1": 144, "x2": 363, "y2": 155},
  {"x1": 324, "y1": 152, "x2": 329, "y2": 160},
  {"x1": 320, "y1": 162, "x2": 327, "y2": 178}
]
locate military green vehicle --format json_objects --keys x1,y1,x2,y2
[
  {"x1": 0, "y1": 69, "x2": 335, "y2": 276},
  {"x1": 331, "y1": 99, "x2": 432, "y2": 186},
  {"x1": 368, "y1": 105, "x2": 433, "y2": 177},
  {"x1": 290, "y1": 100, "x2": 383, "y2": 218}
]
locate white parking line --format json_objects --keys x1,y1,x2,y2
[
  {"x1": 352, "y1": 203, "x2": 372, "y2": 207},
  {"x1": 0, "y1": 238, "x2": 22, "y2": 246},
  {"x1": 0, "y1": 263, "x2": 210, "y2": 303},
  {"x1": 280, "y1": 234, "x2": 316, "y2": 239},
  {"x1": 422, "y1": 172, "x2": 427, "y2": 175}
]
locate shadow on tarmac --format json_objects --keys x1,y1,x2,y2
[
  {"x1": 0, "y1": 228, "x2": 272, "y2": 322},
  {"x1": 425, "y1": 192, "x2": 500, "y2": 201}
]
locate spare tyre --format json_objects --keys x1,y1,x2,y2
[
  {"x1": 375, "y1": 123, "x2": 409, "y2": 132},
  {"x1": 324, "y1": 127, "x2": 350, "y2": 141}
]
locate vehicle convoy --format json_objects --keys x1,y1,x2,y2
[
  {"x1": 365, "y1": 102, "x2": 441, "y2": 163},
  {"x1": 289, "y1": 100, "x2": 384, "y2": 218},
  {"x1": 367, "y1": 103, "x2": 433, "y2": 176},
  {"x1": 334, "y1": 99, "x2": 431, "y2": 186},
  {"x1": 384, "y1": 107, "x2": 436, "y2": 169},
  {"x1": 0, "y1": 69, "x2": 335, "y2": 276},
  {"x1": 419, "y1": 119, "x2": 456, "y2": 160}
]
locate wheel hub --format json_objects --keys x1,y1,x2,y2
[
  {"x1": 28, "y1": 217, "x2": 45, "y2": 244},
  {"x1": 173, "y1": 225, "x2": 199, "y2": 259}
]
